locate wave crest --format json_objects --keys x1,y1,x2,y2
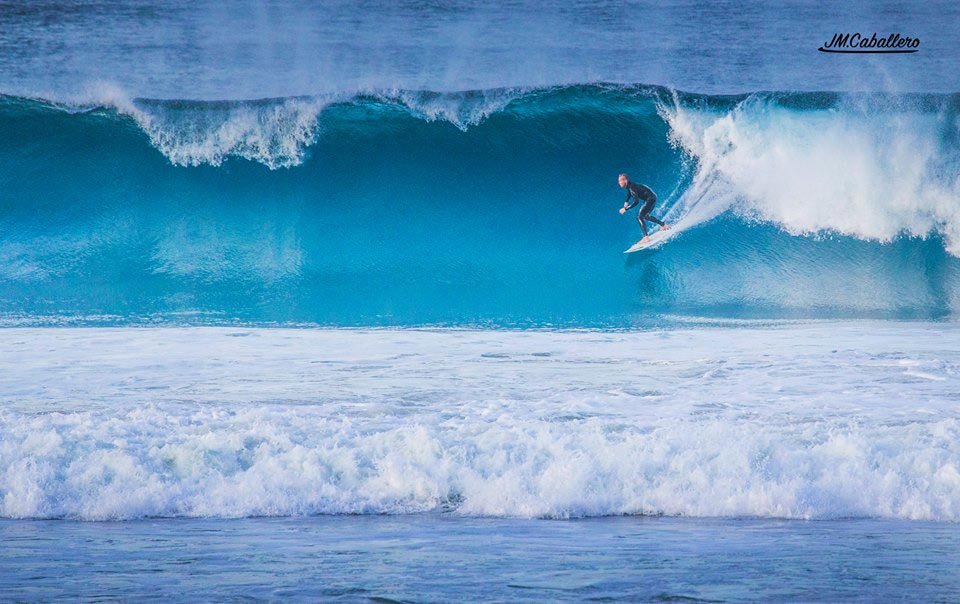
[
  {"x1": 42, "y1": 83, "x2": 535, "y2": 168},
  {"x1": 661, "y1": 91, "x2": 960, "y2": 253}
]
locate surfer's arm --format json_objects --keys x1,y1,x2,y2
[{"x1": 622, "y1": 194, "x2": 638, "y2": 211}]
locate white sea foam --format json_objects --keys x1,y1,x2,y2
[
  {"x1": 660, "y1": 93, "x2": 960, "y2": 254},
  {"x1": 377, "y1": 87, "x2": 527, "y2": 130},
  {"x1": 58, "y1": 83, "x2": 529, "y2": 167},
  {"x1": 2, "y1": 324, "x2": 959, "y2": 521},
  {"x1": 57, "y1": 82, "x2": 326, "y2": 169}
]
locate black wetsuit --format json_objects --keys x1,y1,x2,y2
[{"x1": 624, "y1": 181, "x2": 665, "y2": 237}]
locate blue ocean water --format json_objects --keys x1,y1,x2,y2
[
  {"x1": 3, "y1": 516, "x2": 960, "y2": 602},
  {"x1": 2, "y1": 1, "x2": 960, "y2": 601}
]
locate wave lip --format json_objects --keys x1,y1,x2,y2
[
  {"x1": 659, "y1": 90, "x2": 960, "y2": 254},
  {"x1": 13, "y1": 83, "x2": 541, "y2": 168},
  {"x1": 135, "y1": 96, "x2": 326, "y2": 169}
]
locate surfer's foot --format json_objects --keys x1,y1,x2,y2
[
  {"x1": 662, "y1": 223, "x2": 671, "y2": 230},
  {"x1": 639, "y1": 236, "x2": 650, "y2": 244}
]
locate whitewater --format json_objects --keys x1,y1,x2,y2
[{"x1": 2, "y1": 323, "x2": 959, "y2": 521}]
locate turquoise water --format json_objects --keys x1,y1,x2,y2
[{"x1": 1, "y1": 88, "x2": 958, "y2": 326}]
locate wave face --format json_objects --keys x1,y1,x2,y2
[
  {"x1": 1, "y1": 85, "x2": 959, "y2": 326},
  {"x1": 2, "y1": 325, "x2": 959, "y2": 521}
]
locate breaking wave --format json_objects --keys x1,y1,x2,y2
[{"x1": 0, "y1": 84, "x2": 958, "y2": 325}]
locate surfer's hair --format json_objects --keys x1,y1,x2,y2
[{"x1": 618, "y1": 173, "x2": 628, "y2": 180}]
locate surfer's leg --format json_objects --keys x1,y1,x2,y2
[
  {"x1": 636, "y1": 211, "x2": 649, "y2": 237},
  {"x1": 639, "y1": 200, "x2": 668, "y2": 229}
]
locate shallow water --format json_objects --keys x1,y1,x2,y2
[{"x1": 3, "y1": 515, "x2": 959, "y2": 602}]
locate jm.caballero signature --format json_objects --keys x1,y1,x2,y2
[{"x1": 819, "y1": 33, "x2": 919, "y2": 54}]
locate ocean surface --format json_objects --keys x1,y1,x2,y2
[
  {"x1": 2, "y1": 1, "x2": 959, "y2": 601},
  {"x1": 4, "y1": 516, "x2": 960, "y2": 602}
]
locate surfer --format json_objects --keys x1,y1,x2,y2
[{"x1": 617, "y1": 173, "x2": 669, "y2": 243}]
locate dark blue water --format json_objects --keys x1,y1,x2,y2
[
  {"x1": 3, "y1": 516, "x2": 959, "y2": 602},
  {"x1": 1, "y1": 0, "x2": 958, "y2": 98}
]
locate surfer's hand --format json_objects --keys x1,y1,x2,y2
[{"x1": 619, "y1": 208, "x2": 626, "y2": 215}]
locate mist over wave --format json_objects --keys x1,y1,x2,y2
[
  {"x1": 1, "y1": 84, "x2": 958, "y2": 325},
  {"x1": 3, "y1": 0, "x2": 957, "y2": 98}
]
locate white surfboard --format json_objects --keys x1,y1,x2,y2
[{"x1": 624, "y1": 228, "x2": 675, "y2": 253}]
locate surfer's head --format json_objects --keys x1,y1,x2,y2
[{"x1": 618, "y1": 173, "x2": 628, "y2": 188}]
